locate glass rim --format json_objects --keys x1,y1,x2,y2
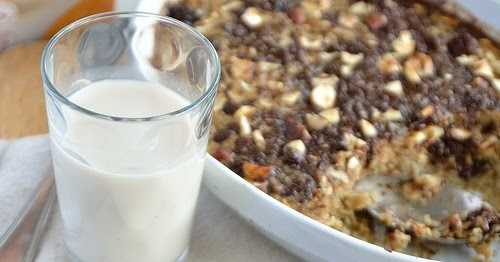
[{"x1": 40, "y1": 11, "x2": 221, "y2": 122}]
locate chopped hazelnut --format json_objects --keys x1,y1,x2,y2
[
  {"x1": 280, "y1": 91, "x2": 302, "y2": 106},
  {"x1": 241, "y1": 7, "x2": 264, "y2": 29},
  {"x1": 450, "y1": 127, "x2": 472, "y2": 141},
  {"x1": 378, "y1": 54, "x2": 402, "y2": 75},
  {"x1": 424, "y1": 125, "x2": 445, "y2": 142},
  {"x1": 284, "y1": 140, "x2": 307, "y2": 162},
  {"x1": 457, "y1": 55, "x2": 495, "y2": 79},
  {"x1": 383, "y1": 80, "x2": 404, "y2": 97},
  {"x1": 472, "y1": 59, "x2": 495, "y2": 79},
  {"x1": 220, "y1": 1, "x2": 243, "y2": 11},
  {"x1": 420, "y1": 105, "x2": 434, "y2": 118},
  {"x1": 257, "y1": 61, "x2": 281, "y2": 73},
  {"x1": 393, "y1": 30, "x2": 416, "y2": 57},
  {"x1": 344, "y1": 133, "x2": 368, "y2": 149},
  {"x1": 238, "y1": 115, "x2": 252, "y2": 136},
  {"x1": 381, "y1": 109, "x2": 403, "y2": 122},
  {"x1": 234, "y1": 105, "x2": 256, "y2": 119},
  {"x1": 338, "y1": 13, "x2": 359, "y2": 28},
  {"x1": 347, "y1": 156, "x2": 361, "y2": 170},
  {"x1": 256, "y1": 97, "x2": 273, "y2": 109},
  {"x1": 409, "y1": 131, "x2": 427, "y2": 145},
  {"x1": 299, "y1": 34, "x2": 323, "y2": 50},
  {"x1": 310, "y1": 76, "x2": 338, "y2": 110},
  {"x1": 319, "y1": 52, "x2": 337, "y2": 63},
  {"x1": 306, "y1": 113, "x2": 330, "y2": 130},
  {"x1": 349, "y1": 2, "x2": 375, "y2": 15},
  {"x1": 266, "y1": 80, "x2": 285, "y2": 91},
  {"x1": 404, "y1": 53, "x2": 434, "y2": 83},
  {"x1": 359, "y1": 119, "x2": 377, "y2": 138},
  {"x1": 339, "y1": 52, "x2": 363, "y2": 77},
  {"x1": 252, "y1": 130, "x2": 266, "y2": 150},
  {"x1": 492, "y1": 79, "x2": 500, "y2": 92},
  {"x1": 457, "y1": 54, "x2": 477, "y2": 66},
  {"x1": 341, "y1": 65, "x2": 354, "y2": 77},
  {"x1": 341, "y1": 51, "x2": 364, "y2": 66},
  {"x1": 319, "y1": 108, "x2": 340, "y2": 124}
]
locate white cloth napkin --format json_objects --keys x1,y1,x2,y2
[{"x1": 0, "y1": 135, "x2": 300, "y2": 262}]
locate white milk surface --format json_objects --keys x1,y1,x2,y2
[{"x1": 50, "y1": 80, "x2": 205, "y2": 262}]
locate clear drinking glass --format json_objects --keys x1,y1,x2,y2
[{"x1": 41, "y1": 12, "x2": 220, "y2": 262}]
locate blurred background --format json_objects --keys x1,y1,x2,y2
[{"x1": 0, "y1": 0, "x2": 165, "y2": 139}]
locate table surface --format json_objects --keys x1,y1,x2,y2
[{"x1": 0, "y1": 40, "x2": 48, "y2": 139}]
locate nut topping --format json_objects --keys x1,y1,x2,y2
[
  {"x1": 252, "y1": 130, "x2": 266, "y2": 150},
  {"x1": 319, "y1": 108, "x2": 340, "y2": 124},
  {"x1": 450, "y1": 128, "x2": 472, "y2": 141},
  {"x1": 378, "y1": 54, "x2": 402, "y2": 75},
  {"x1": 404, "y1": 53, "x2": 434, "y2": 83},
  {"x1": 241, "y1": 7, "x2": 264, "y2": 29},
  {"x1": 359, "y1": 119, "x2": 377, "y2": 138},
  {"x1": 280, "y1": 91, "x2": 302, "y2": 106},
  {"x1": 381, "y1": 109, "x2": 403, "y2": 122},
  {"x1": 393, "y1": 30, "x2": 416, "y2": 58},
  {"x1": 383, "y1": 80, "x2": 404, "y2": 97},
  {"x1": 238, "y1": 115, "x2": 252, "y2": 136},
  {"x1": 310, "y1": 76, "x2": 338, "y2": 110},
  {"x1": 299, "y1": 34, "x2": 323, "y2": 50},
  {"x1": 234, "y1": 105, "x2": 256, "y2": 119},
  {"x1": 420, "y1": 105, "x2": 434, "y2": 118},
  {"x1": 493, "y1": 79, "x2": 500, "y2": 92},
  {"x1": 338, "y1": 13, "x2": 360, "y2": 28},
  {"x1": 202, "y1": 0, "x2": 500, "y2": 258},
  {"x1": 284, "y1": 140, "x2": 307, "y2": 162},
  {"x1": 305, "y1": 113, "x2": 330, "y2": 130},
  {"x1": 349, "y1": 2, "x2": 374, "y2": 16},
  {"x1": 472, "y1": 59, "x2": 495, "y2": 79},
  {"x1": 341, "y1": 51, "x2": 364, "y2": 66}
]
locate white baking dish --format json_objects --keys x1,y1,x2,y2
[{"x1": 137, "y1": 0, "x2": 500, "y2": 261}]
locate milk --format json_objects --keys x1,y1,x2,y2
[{"x1": 50, "y1": 80, "x2": 206, "y2": 262}]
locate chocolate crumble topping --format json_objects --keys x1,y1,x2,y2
[{"x1": 167, "y1": 0, "x2": 500, "y2": 260}]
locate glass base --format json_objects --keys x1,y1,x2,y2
[
  {"x1": 64, "y1": 242, "x2": 189, "y2": 262},
  {"x1": 176, "y1": 248, "x2": 189, "y2": 262}
]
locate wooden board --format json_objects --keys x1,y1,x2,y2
[{"x1": 0, "y1": 41, "x2": 48, "y2": 139}]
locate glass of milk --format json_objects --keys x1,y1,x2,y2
[{"x1": 40, "y1": 12, "x2": 220, "y2": 262}]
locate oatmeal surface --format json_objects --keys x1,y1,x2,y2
[{"x1": 165, "y1": 0, "x2": 500, "y2": 259}]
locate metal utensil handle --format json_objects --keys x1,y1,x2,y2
[{"x1": 0, "y1": 174, "x2": 56, "y2": 261}]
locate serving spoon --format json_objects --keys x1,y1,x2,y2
[{"x1": 356, "y1": 175, "x2": 499, "y2": 245}]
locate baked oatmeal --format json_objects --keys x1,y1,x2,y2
[{"x1": 164, "y1": 0, "x2": 500, "y2": 259}]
